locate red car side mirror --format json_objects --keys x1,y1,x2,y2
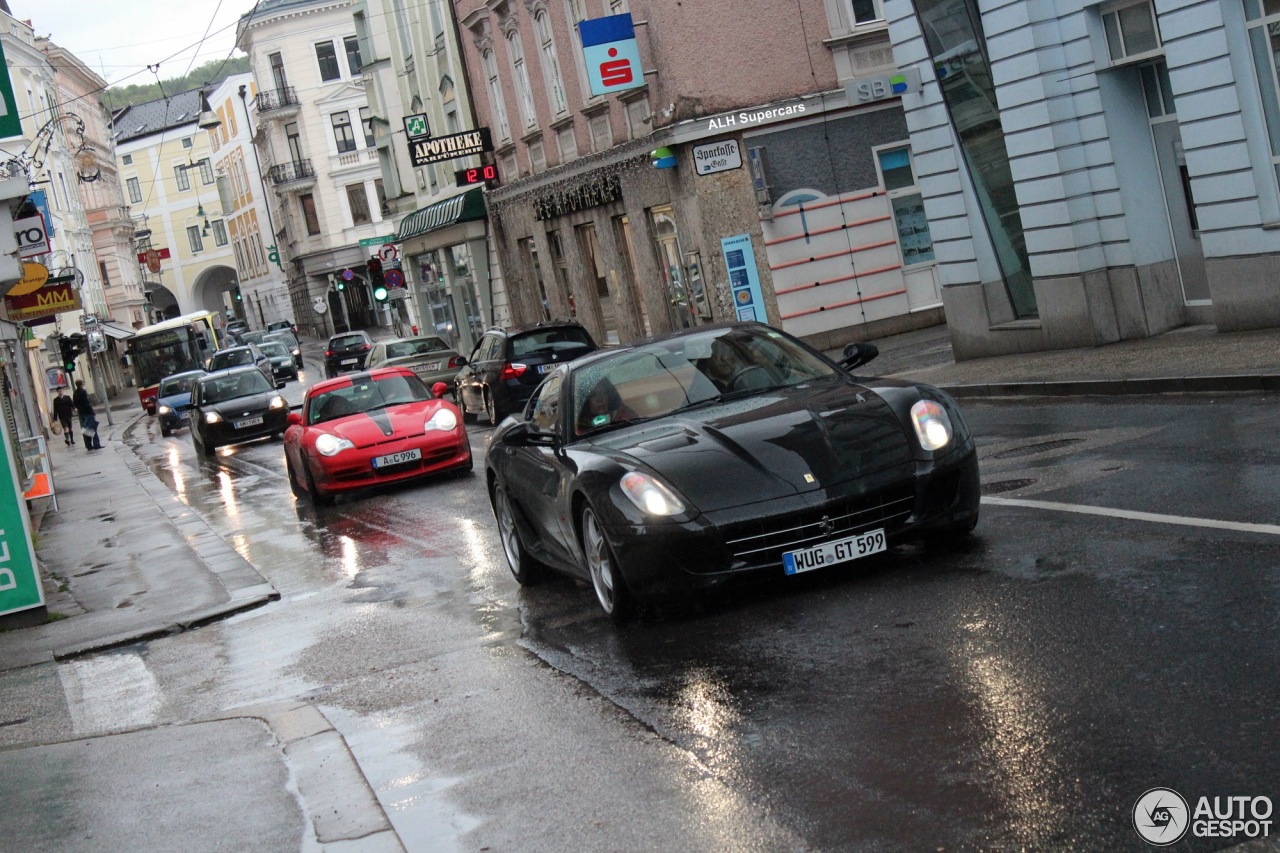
[
  {"x1": 287, "y1": 412, "x2": 303, "y2": 426},
  {"x1": 432, "y1": 382, "x2": 449, "y2": 399}
]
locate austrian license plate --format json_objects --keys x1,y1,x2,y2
[
  {"x1": 537, "y1": 364, "x2": 556, "y2": 374},
  {"x1": 341, "y1": 358, "x2": 358, "y2": 365},
  {"x1": 782, "y1": 528, "x2": 886, "y2": 576},
  {"x1": 414, "y1": 362, "x2": 441, "y2": 373},
  {"x1": 372, "y1": 447, "x2": 422, "y2": 469},
  {"x1": 234, "y1": 416, "x2": 264, "y2": 429}
]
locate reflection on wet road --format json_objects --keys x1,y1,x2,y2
[{"x1": 122, "y1": 394, "x2": 1280, "y2": 850}]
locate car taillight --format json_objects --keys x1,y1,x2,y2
[
  {"x1": 448, "y1": 356, "x2": 466, "y2": 368},
  {"x1": 362, "y1": 343, "x2": 371, "y2": 351},
  {"x1": 325, "y1": 350, "x2": 334, "y2": 357},
  {"x1": 499, "y1": 362, "x2": 527, "y2": 381}
]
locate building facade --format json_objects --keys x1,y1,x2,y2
[
  {"x1": 113, "y1": 90, "x2": 241, "y2": 320},
  {"x1": 357, "y1": 0, "x2": 506, "y2": 354},
  {"x1": 879, "y1": 0, "x2": 1280, "y2": 357},
  {"x1": 237, "y1": 0, "x2": 393, "y2": 339}
]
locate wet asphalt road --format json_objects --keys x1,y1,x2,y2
[{"x1": 121, "y1": 385, "x2": 1279, "y2": 851}]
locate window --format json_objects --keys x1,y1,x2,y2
[
  {"x1": 528, "y1": 372, "x2": 562, "y2": 431},
  {"x1": 360, "y1": 106, "x2": 376, "y2": 147},
  {"x1": 286, "y1": 122, "x2": 303, "y2": 163},
  {"x1": 126, "y1": 176, "x2": 142, "y2": 203},
  {"x1": 197, "y1": 158, "x2": 214, "y2": 185},
  {"x1": 344, "y1": 35, "x2": 363, "y2": 75},
  {"x1": 121, "y1": 154, "x2": 133, "y2": 165},
  {"x1": 269, "y1": 52, "x2": 288, "y2": 92},
  {"x1": 876, "y1": 145, "x2": 935, "y2": 266},
  {"x1": 846, "y1": 0, "x2": 885, "y2": 27},
  {"x1": 1102, "y1": 1, "x2": 1161, "y2": 63},
  {"x1": 187, "y1": 225, "x2": 204, "y2": 253},
  {"x1": 565, "y1": 0, "x2": 594, "y2": 105},
  {"x1": 332, "y1": 111, "x2": 357, "y2": 153},
  {"x1": 1246, "y1": 0, "x2": 1280, "y2": 191},
  {"x1": 181, "y1": 137, "x2": 194, "y2": 149},
  {"x1": 626, "y1": 97, "x2": 651, "y2": 139},
  {"x1": 482, "y1": 49, "x2": 512, "y2": 142},
  {"x1": 300, "y1": 193, "x2": 321, "y2": 236},
  {"x1": 529, "y1": 139, "x2": 547, "y2": 173},
  {"x1": 174, "y1": 165, "x2": 191, "y2": 191},
  {"x1": 609, "y1": 0, "x2": 629, "y2": 11},
  {"x1": 534, "y1": 11, "x2": 567, "y2": 117},
  {"x1": 374, "y1": 179, "x2": 387, "y2": 214},
  {"x1": 500, "y1": 151, "x2": 518, "y2": 180},
  {"x1": 347, "y1": 183, "x2": 372, "y2": 225},
  {"x1": 99, "y1": 260, "x2": 110, "y2": 286},
  {"x1": 316, "y1": 41, "x2": 341, "y2": 81},
  {"x1": 1139, "y1": 61, "x2": 1176, "y2": 118},
  {"x1": 508, "y1": 31, "x2": 538, "y2": 130},
  {"x1": 557, "y1": 124, "x2": 578, "y2": 162},
  {"x1": 589, "y1": 111, "x2": 612, "y2": 151},
  {"x1": 212, "y1": 219, "x2": 229, "y2": 246}
]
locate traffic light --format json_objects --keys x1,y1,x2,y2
[
  {"x1": 58, "y1": 335, "x2": 76, "y2": 374},
  {"x1": 373, "y1": 283, "x2": 389, "y2": 303},
  {"x1": 234, "y1": 287, "x2": 242, "y2": 302},
  {"x1": 336, "y1": 278, "x2": 345, "y2": 291},
  {"x1": 368, "y1": 256, "x2": 388, "y2": 303}
]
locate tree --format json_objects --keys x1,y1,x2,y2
[{"x1": 102, "y1": 57, "x2": 251, "y2": 112}]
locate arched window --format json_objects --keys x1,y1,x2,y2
[
  {"x1": 482, "y1": 49, "x2": 512, "y2": 142},
  {"x1": 506, "y1": 30, "x2": 538, "y2": 130},
  {"x1": 534, "y1": 11, "x2": 567, "y2": 117}
]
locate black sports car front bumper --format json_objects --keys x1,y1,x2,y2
[{"x1": 603, "y1": 445, "x2": 980, "y2": 602}]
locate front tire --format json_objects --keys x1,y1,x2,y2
[
  {"x1": 493, "y1": 486, "x2": 541, "y2": 585},
  {"x1": 160, "y1": 422, "x2": 171, "y2": 438},
  {"x1": 581, "y1": 505, "x2": 632, "y2": 624},
  {"x1": 304, "y1": 461, "x2": 334, "y2": 507},
  {"x1": 285, "y1": 455, "x2": 306, "y2": 498}
]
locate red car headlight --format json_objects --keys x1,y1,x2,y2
[
  {"x1": 315, "y1": 433, "x2": 355, "y2": 456},
  {"x1": 424, "y1": 408, "x2": 458, "y2": 432}
]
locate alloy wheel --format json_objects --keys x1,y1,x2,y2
[{"x1": 582, "y1": 508, "x2": 619, "y2": 616}]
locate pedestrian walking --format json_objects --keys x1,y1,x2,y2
[
  {"x1": 51, "y1": 387, "x2": 75, "y2": 446},
  {"x1": 72, "y1": 379, "x2": 102, "y2": 450}
]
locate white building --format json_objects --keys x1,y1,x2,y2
[
  {"x1": 883, "y1": 0, "x2": 1280, "y2": 357},
  {"x1": 237, "y1": 0, "x2": 391, "y2": 339}
]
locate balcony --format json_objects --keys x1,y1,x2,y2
[
  {"x1": 256, "y1": 87, "x2": 301, "y2": 119},
  {"x1": 267, "y1": 159, "x2": 316, "y2": 190}
]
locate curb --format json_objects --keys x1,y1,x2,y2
[{"x1": 937, "y1": 373, "x2": 1280, "y2": 399}]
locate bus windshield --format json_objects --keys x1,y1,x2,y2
[{"x1": 132, "y1": 330, "x2": 205, "y2": 388}]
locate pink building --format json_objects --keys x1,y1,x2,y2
[{"x1": 454, "y1": 0, "x2": 945, "y2": 350}]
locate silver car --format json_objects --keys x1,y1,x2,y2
[{"x1": 365, "y1": 335, "x2": 467, "y2": 390}]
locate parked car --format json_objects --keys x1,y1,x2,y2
[
  {"x1": 259, "y1": 339, "x2": 300, "y2": 383},
  {"x1": 324, "y1": 331, "x2": 374, "y2": 378},
  {"x1": 155, "y1": 369, "x2": 205, "y2": 437},
  {"x1": 485, "y1": 322, "x2": 980, "y2": 622},
  {"x1": 208, "y1": 343, "x2": 278, "y2": 389},
  {"x1": 283, "y1": 366, "x2": 472, "y2": 506},
  {"x1": 455, "y1": 320, "x2": 597, "y2": 425},
  {"x1": 190, "y1": 366, "x2": 290, "y2": 457},
  {"x1": 265, "y1": 330, "x2": 303, "y2": 368},
  {"x1": 365, "y1": 335, "x2": 467, "y2": 390}
]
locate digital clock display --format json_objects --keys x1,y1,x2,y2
[{"x1": 455, "y1": 163, "x2": 499, "y2": 187}]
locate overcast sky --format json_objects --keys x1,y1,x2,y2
[{"x1": 11, "y1": 0, "x2": 246, "y2": 90}]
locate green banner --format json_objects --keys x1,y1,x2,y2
[
  {"x1": 0, "y1": 40, "x2": 22, "y2": 139},
  {"x1": 358, "y1": 235, "x2": 395, "y2": 248},
  {"x1": 0, "y1": 409, "x2": 42, "y2": 615}
]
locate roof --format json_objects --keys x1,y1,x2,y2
[
  {"x1": 112, "y1": 90, "x2": 204, "y2": 144},
  {"x1": 395, "y1": 188, "x2": 486, "y2": 243}
]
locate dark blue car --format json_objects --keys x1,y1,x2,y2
[{"x1": 155, "y1": 370, "x2": 205, "y2": 436}]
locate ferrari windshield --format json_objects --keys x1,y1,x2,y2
[
  {"x1": 571, "y1": 326, "x2": 837, "y2": 435},
  {"x1": 308, "y1": 373, "x2": 433, "y2": 424}
]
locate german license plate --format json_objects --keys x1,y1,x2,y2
[
  {"x1": 341, "y1": 358, "x2": 358, "y2": 365},
  {"x1": 414, "y1": 362, "x2": 441, "y2": 373},
  {"x1": 537, "y1": 364, "x2": 556, "y2": 374},
  {"x1": 372, "y1": 447, "x2": 421, "y2": 469},
  {"x1": 234, "y1": 416, "x2": 264, "y2": 429},
  {"x1": 782, "y1": 528, "x2": 886, "y2": 576}
]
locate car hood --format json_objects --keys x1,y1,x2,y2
[
  {"x1": 158, "y1": 391, "x2": 193, "y2": 409},
  {"x1": 268, "y1": 355, "x2": 293, "y2": 366},
  {"x1": 587, "y1": 381, "x2": 913, "y2": 512},
  {"x1": 207, "y1": 391, "x2": 279, "y2": 418},
  {"x1": 315, "y1": 400, "x2": 439, "y2": 447}
]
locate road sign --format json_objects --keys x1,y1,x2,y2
[
  {"x1": 312, "y1": 297, "x2": 328, "y2": 315},
  {"x1": 358, "y1": 235, "x2": 395, "y2": 248},
  {"x1": 384, "y1": 268, "x2": 405, "y2": 288},
  {"x1": 378, "y1": 243, "x2": 399, "y2": 262},
  {"x1": 341, "y1": 268, "x2": 355, "y2": 281}
]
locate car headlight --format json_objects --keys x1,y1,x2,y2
[
  {"x1": 204, "y1": 411, "x2": 223, "y2": 424},
  {"x1": 314, "y1": 433, "x2": 355, "y2": 456},
  {"x1": 425, "y1": 407, "x2": 457, "y2": 432},
  {"x1": 268, "y1": 395, "x2": 287, "y2": 410},
  {"x1": 911, "y1": 399, "x2": 952, "y2": 451},
  {"x1": 292, "y1": 349, "x2": 300, "y2": 357},
  {"x1": 157, "y1": 405, "x2": 172, "y2": 415},
  {"x1": 619, "y1": 471, "x2": 686, "y2": 516}
]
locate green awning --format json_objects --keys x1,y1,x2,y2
[{"x1": 395, "y1": 187, "x2": 487, "y2": 243}]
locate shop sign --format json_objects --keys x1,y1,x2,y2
[
  {"x1": 0, "y1": 422, "x2": 43, "y2": 616},
  {"x1": 408, "y1": 128, "x2": 493, "y2": 167},
  {"x1": 14, "y1": 214, "x2": 50, "y2": 260},
  {"x1": 692, "y1": 139, "x2": 743, "y2": 176},
  {"x1": 843, "y1": 67, "x2": 922, "y2": 106},
  {"x1": 533, "y1": 174, "x2": 622, "y2": 221},
  {"x1": 2, "y1": 274, "x2": 81, "y2": 322},
  {"x1": 720, "y1": 234, "x2": 766, "y2": 323},
  {"x1": 579, "y1": 14, "x2": 645, "y2": 97}
]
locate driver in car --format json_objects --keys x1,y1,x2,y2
[{"x1": 577, "y1": 378, "x2": 638, "y2": 435}]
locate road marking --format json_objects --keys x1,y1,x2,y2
[
  {"x1": 58, "y1": 653, "x2": 163, "y2": 735},
  {"x1": 983, "y1": 496, "x2": 1280, "y2": 536}
]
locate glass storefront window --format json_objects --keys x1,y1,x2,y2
[
  {"x1": 877, "y1": 146, "x2": 937, "y2": 266},
  {"x1": 1246, "y1": 1, "x2": 1280, "y2": 192}
]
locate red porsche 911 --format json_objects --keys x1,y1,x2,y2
[{"x1": 284, "y1": 366, "x2": 472, "y2": 506}]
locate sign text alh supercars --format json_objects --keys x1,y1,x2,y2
[
  {"x1": 408, "y1": 128, "x2": 493, "y2": 167},
  {"x1": 2, "y1": 274, "x2": 81, "y2": 322}
]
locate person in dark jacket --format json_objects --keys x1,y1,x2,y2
[
  {"x1": 72, "y1": 379, "x2": 102, "y2": 450},
  {"x1": 51, "y1": 388, "x2": 75, "y2": 446}
]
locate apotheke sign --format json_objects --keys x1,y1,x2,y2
[
  {"x1": 408, "y1": 128, "x2": 493, "y2": 167},
  {"x1": 692, "y1": 139, "x2": 742, "y2": 176}
]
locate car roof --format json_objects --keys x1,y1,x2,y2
[
  {"x1": 559, "y1": 322, "x2": 788, "y2": 372},
  {"x1": 328, "y1": 331, "x2": 370, "y2": 342},
  {"x1": 485, "y1": 318, "x2": 587, "y2": 337},
  {"x1": 215, "y1": 344, "x2": 254, "y2": 353},
  {"x1": 200, "y1": 364, "x2": 264, "y2": 380}
]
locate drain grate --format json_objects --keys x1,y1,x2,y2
[
  {"x1": 981, "y1": 478, "x2": 1037, "y2": 495},
  {"x1": 992, "y1": 438, "x2": 1083, "y2": 460}
]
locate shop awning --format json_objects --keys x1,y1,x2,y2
[
  {"x1": 100, "y1": 323, "x2": 134, "y2": 340},
  {"x1": 395, "y1": 187, "x2": 487, "y2": 243}
]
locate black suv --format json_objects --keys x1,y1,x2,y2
[
  {"x1": 324, "y1": 331, "x2": 374, "y2": 377},
  {"x1": 455, "y1": 320, "x2": 598, "y2": 424}
]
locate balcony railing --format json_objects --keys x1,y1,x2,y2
[
  {"x1": 267, "y1": 159, "x2": 315, "y2": 186},
  {"x1": 256, "y1": 87, "x2": 300, "y2": 114}
]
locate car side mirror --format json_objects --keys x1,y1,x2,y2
[
  {"x1": 431, "y1": 382, "x2": 449, "y2": 399},
  {"x1": 839, "y1": 342, "x2": 879, "y2": 371},
  {"x1": 500, "y1": 420, "x2": 562, "y2": 448},
  {"x1": 287, "y1": 412, "x2": 303, "y2": 426},
  {"x1": 455, "y1": 356, "x2": 468, "y2": 367},
  {"x1": 277, "y1": 381, "x2": 287, "y2": 390}
]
